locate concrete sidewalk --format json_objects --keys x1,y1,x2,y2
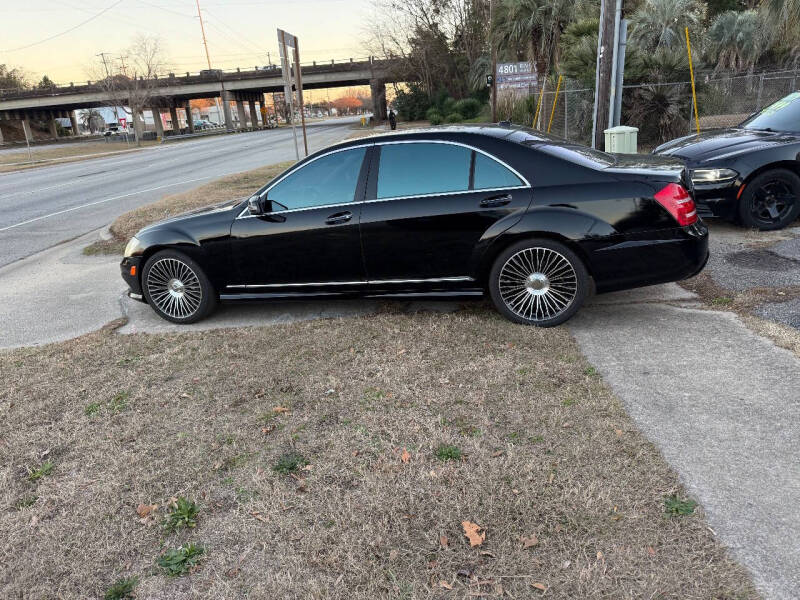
[{"x1": 571, "y1": 285, "x2": 800, "y2": 600}]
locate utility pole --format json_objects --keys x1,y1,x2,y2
[
  {"x1": 489, "y1": 0, "x2": 497, "y2": 122},
  {"x1": 591, "y1": 0, "x2": 616, "y2": 149},
  {"x1": 195, "y1": 0, "x2": 223, "y2": 124}
]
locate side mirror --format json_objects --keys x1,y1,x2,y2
[{"x1": 247, "y1": 195, "x2": 263, "y2": 215}]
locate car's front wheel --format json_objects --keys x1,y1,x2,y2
[
  {"x1": 488, "y1": 239, "x2": 590, "y2": 327},
  {"x1": 738, "y1": 169, "x2": 800, "y2": 230},
  {"x1": 142, "y1": 250, "x2": 217, "y2": 324}
]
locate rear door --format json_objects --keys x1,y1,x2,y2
[
  {"x1": 229, "y1": 146, "x2": 370, "y2": 287},
  {"x1": 359, "y1": 141, "x2": 530, "y2": 281}
]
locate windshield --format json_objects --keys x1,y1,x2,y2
[{"x1": 741, "y1": 92, "x2": 800, "y2": 132}]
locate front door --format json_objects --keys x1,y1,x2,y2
[
  {"x1": 359, "y1": 141, "x2": 531, "y2": 281},
  {"x1": 230, "y1": 146, "x2": 369, "y2": 288}
]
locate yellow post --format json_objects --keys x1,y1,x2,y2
[
  {"x1": 685, "y1": 26, "x2": 700, "y2": 134},
  {"x1": 547, "y1": 74, "x2": 563, "y2": 133},
  {"x1": 532, "y1": 77, "x2": 547, "y2": 129}
]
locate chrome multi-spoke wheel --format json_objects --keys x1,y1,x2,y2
[
  {"x1": 489, "y1": 240, "x2": 589, "y2": 327},
  {"x1": 499, "y1": 247, "x2": 577, "y2": 321},
  {"x1": 146, "y1": 258, "x2": 203, "y2": 319},
  {"x1": 142, "y1": 251, "x2": 216, "y2": 323}
]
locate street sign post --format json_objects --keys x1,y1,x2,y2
[{"x1": 277, "y1": 28, "x2": 308, "y2": 159}]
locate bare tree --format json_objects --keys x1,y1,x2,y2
[{"x1": 91, "y1": 35, "x2": 170, "y2": 146}]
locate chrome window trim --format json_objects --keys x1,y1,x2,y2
[
  {"x1": 235, "y1": 185, "x2": 530, "y2": 219},
  {"x1": 226, "y1": 276, "x2": 474, "y2": 289},
  {"x1": 236, "y1": 139, "x2": 531, "y2": 219}
]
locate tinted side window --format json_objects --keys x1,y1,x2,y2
[
  {"x1": 473, "y1": 152, "x2": 523, "y2": 189},
  {"x1": 268, "y1": 147, "x2": 366, "y2": 210},
  {"x1": 377, "y1": 143, "x2": 470, "y2": 199}
]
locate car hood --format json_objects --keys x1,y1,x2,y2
[
  {"x1": 138, "y1": 198, "x2": 242, "y2": 234},
  {"x1": 653, "y1": 128, "x2": 799, "y2": 162}
]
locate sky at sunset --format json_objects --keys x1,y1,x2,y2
[{"x1": 3, "y1": 0, "x2": 375, "y2": 102}]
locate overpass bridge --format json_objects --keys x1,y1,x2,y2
[{"x1": 0, "y1": 57, "x2": 399, "y2": 142}]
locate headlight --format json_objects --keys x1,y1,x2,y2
[
  {"x1": 123, "y1": 236, "x2": 145, "y2": 257},
  {"x1": 691, "y1": 168, "x2": 738, "y2": 184}
]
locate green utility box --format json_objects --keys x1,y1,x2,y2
[{"x1": 604, "y1": 125, "x2": 638, "y2": 154}]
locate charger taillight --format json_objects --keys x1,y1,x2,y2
[{"x1": 654, "y1": 183, "x2": 697, "y2": 226}]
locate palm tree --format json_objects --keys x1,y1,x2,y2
[
  {"x1": 706, "y1": 10, "x2": 767, "y2": 75},
  {"x1": 80, "y1": 109, "x2": 105, "y2": 134},
  {"x1": 760, "y1": 0, "x2": 800, "y2": 67},
  {"x1": 492, "y1": 0, "x2": 585, "y2": 76},
  {"x1": 629, "y1": 0, "x2": 706, "y2": 51}
]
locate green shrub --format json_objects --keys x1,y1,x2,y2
[
  {"x1": 428, "y1": 111, "x2": 443, "y2": 125},
  {"x1": 157, "y1": 544, "x2": 204, "y2": 576},
  {"x1": 425, "y1": 107, "x2": 441, "y2": 121},
  {"x1": 445, "y1": 112, "x2": 464, "y2": 123},
  {"x1": 435, "y1": 444, "x2": 462, "y2": 461},
  {"x1": 394, "y1": 82, "x2": 431, "y2": 121},
  {"x1": 163, "y1": 497, "x2": 199, "y2": 533},
  {"x1": 104, "y1": 577, "x2": 138, "y2": 600},
  {"x1": 455, "y1": 98, "x2": 481, "y2": 119}
]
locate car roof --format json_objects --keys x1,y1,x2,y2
[{"x1": 331, "y1": 123, "x2": 565, "y2": 151}]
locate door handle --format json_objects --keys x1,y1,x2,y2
[
  {"x1": 325, "y1": 211, "x2": 352, "y2": 225},
  {"x1": 480, "y1": 194, "x2": 512, "y2": 208}
]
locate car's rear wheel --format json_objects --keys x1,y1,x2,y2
[
  {"x1": 488, "y1": 239, "x2": 589, "y2": 327},
  {"x1": 142, "y1": 250, "x2": 217, "y2": 324},
  {"x1": 738, "y1": 169, "x2": 800, "y2": 230}
]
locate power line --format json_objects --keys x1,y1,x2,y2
[{"x1": 1, "y1": 0, "x2": 125, "y2": 53}]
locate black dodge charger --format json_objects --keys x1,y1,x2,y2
[
  {"x1": 121, "y1": 125, "x2": 708, "y2": 326},
  {"x1": 654, "y1": 91, "x2": 800, "y2": 230}
]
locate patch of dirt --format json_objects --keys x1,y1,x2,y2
[
  {"x1": 0, "y1": 310, "x2": 757, "y2": 599},
  {"x1": 724, "y1": 249, "x2": 800, "y2": 272}
]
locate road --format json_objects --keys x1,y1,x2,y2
[{"x1": 0, "y1": 117, "x2": 361, "y2": 268}]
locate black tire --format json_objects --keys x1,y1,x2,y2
[
  {"x1": 488, "y1": 239, "x2": 590, "y2": 327},
  {"x1": 141, "y1": 249, "x2": 217, "y2": 324},
  {"x1": 737, "y1": 169, "x2": 800, "y2": 230}
]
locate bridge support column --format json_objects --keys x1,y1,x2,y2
[
  {"x1": 151, "y1": 108, "x2": 164, "y2": 138},
  {"x1": 184, "y1": 101, "x2": 195, "y2": 134},
  {"x1": 21, "y1": 116, "x2": 33, "y2": 143},
  {"x1": 235, "y1": 99, "x2": 247, "y2": 129},
  {"x1": 132, "y1": 109, "x2": 144, "y2": 144},
  {"x1": 69, "y1": 111, "x2": 79, "y2": 136},
  {"x1": 248, "y1": 100, "x2": 259, "y2": 128},
  {"x1": 221, "y1": 90, "x2": 234, "y2": 131},
  {"x1": 370, "y1": 79, "x2": 387, "y2": 122},
  {"x1": 0, "y1": 127, "x2": 4, "y2": 144},
  {"x1": 48, "y1": 113, "x2": 59, "y2": 138},
  {"x1": 170, "y1": 105, "x2": 181, "y2": 133}
]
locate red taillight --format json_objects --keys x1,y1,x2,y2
[{"x1": 654, "y1": 183, "x2": 697, "y2": 226}]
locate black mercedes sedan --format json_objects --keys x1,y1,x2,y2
[
  {"x1": 654, "y1": 91, "x2": 800, "y2": 230},
  {"x1": 121, "y1": 125, "x2": 708, "y2": 327}
]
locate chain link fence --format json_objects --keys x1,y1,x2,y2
[{"x1": 497, "y1": 67, "x2": 800, "y2": 150}]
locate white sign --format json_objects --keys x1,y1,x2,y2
[{"x1": 496, "y1": 62, "x2": 537, "y2": 90}]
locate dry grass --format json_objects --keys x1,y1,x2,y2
[
  {"x1": 0, "y1": 309, "x2": 756, "y2": 599},
  {"x1": 0, "y1": 141, "x2": 160, "y2": 173},
  {"x1": 85, "y1": 161, "x2": 294, "y2": 255}
]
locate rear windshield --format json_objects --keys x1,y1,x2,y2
[
  {"x1": 535, "y1": 144, "x2": 617, "y2": 168},
  {"x1": 741, "y1": 92, "x2": 800, "y2": 132}
]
